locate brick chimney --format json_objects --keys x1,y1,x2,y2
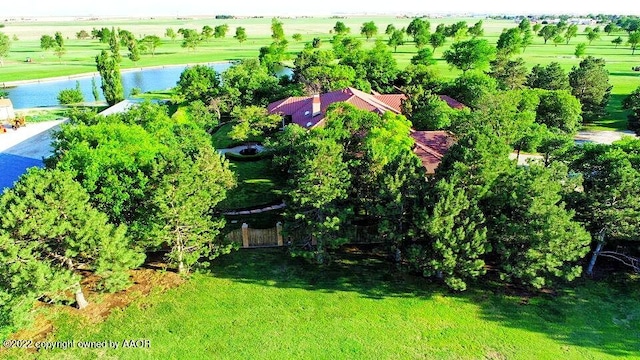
[{"x1": 312, "y1": 94, "x2": 321, "y2": 117}]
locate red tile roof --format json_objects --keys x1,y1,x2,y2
[
  {"x1": 268, "y1": 88, "x2": 465, "y2": 129},
  {"x1": 268, "y1": 87, "x2": 406, "y2": 129},
  {"x1": 438, "y1": 95, "x2": 466, "y2": 110},
  {"x1": 411, "y1": 131, "x2": 457, "y2": 175},
  {"x1": 268, "y1": 88, "x2": 460, "y2": 174}
]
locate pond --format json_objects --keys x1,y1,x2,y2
[{"x1": 4, "y1": 63, "x2": 292, "y2": 109}]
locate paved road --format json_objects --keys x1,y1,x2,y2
[
  {"x1": 575, "y1": 130, "x2": 637, "y2": 144},
  {"x1": 0, "y1": 119, "x2": 66, "y2": 190},
  {"x1": 509, "y1": 130, "x2": 638, "y2": 166}
]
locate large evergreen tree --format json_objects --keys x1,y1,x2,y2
[
  {"x1": 152, "y1": 146, "x2": 235, "y2": 274},
  {"x1": 569, "y1": 56, "x2": 612, "y2": 121},
  {"x1": 567, "y1": 140, "x2": 640, "y2": 244},
  {"x1": 0, "y1": 168, "x2": 143, "y2": 310},
  {"x1": 409, "y1": 178, "x2": 489, "y2": 291},
  {"x1": 285, "y1": 130, "x2": 351, "y2": 263},
  {"x1": 484, "y1": 163, "x2": 591, "y2": 288}
]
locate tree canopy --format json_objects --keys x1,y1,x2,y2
[
  {"x1": 526, "y1": 62, "x2": 570, "y2": 91},
  {"x1": 360, "y1": 21, "x2": 378, "y2": 40},
  {"x1": 623, "y1": 86, "x2": 640, "y2": 133},
  {"x1": 0, "y1": 168, "x2": 143, "y2": 313},
  {"x1": 443, "y1": 39, "x2": 496, "y2": 73},
  {"x1": 333, "y1": 21, "x2": 350, "y2": 35},
  {"x1": 175, "y1": 65, "x2": 221, "y2": 102},
  {"x1": 496, "y1": 27, "x2": 523, "y2": 56},
  {"x1": 341, "y1": 41, "x2": 398, "y2": 93},
  {"x1": 569, "y1": 56, "x2": 612, "y2": 121},
  {"x1": 567, "y1": 139, "x2": 640, "y2": 243},
  {"x1": 234, "y1": 27, "x2": 247, "y2": 43}
]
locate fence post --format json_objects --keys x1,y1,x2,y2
[
  {"x1": 276, "y1": 222, "x2": 283, "y2": 246},
  {"x1": 242, "y1": 223, "x2": 249, "y2": 248}
]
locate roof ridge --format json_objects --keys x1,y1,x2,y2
[
  {"x1": 270, "y1": 96, "x2": 311, "y2": 115},
  {"x1": 414, "y1": 142, "x2": 445, "y2": 159},
  {"x1": 347, "y1": 88, "x2": 398, "y2": 113}
]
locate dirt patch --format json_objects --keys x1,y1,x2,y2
[{"x1": 6, "y1": 268, "x2": 184, "y2": 345}]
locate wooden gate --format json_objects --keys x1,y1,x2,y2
[{"x1": 226, "y1": 222, "x2": 283, "y2": 248}]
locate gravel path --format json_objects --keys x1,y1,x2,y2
[
  {"x1": 217, "y1": 144, "x2": 265, "y2": 155},
  {"x1": 223, "y1": 202, "x2": 286, "y2": 216}
]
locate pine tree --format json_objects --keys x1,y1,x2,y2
[
  {"x1": 409, "y1": 178, "x2": 489, "y2": 291},
  {"x1": 484, "y1": 163, "x2": 591, "y2": 288},
  {"x1": 0, "y1": 168, "x2": 143, "y2": 311},
  {"x1": 153, "y1": 147, "x2": 235, "y2": 274}
]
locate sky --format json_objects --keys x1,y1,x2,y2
[{"x1": 4, "y1": 0, "x2": 640, "y2": 17}]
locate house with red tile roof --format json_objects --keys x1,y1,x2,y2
[
  {"x1": 267, "y1": 87, "x2": 465, "y2": 130},
  {"x1": 410, "y1": 130, "x2": 457, "y2": 175},
  {"x1": 267, "y1": 87, "x2": 461, "y2": 175}
]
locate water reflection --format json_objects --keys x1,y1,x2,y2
[{"x1": 4, "y1": 63, "x2": 240, "y2": 109}]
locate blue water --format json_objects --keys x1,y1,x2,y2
[
  {"x1": 4, "y1": 63, "x2": 237, "y2": 109},
  {"x1": 0, "y1": 153, "x2": 43, "y2": 191}
]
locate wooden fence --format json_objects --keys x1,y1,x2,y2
[
  {"x1": 226, "y1": 222, "x2": 283, "y2": 248},
  {"x1": 349, "y1": 224, "x2": 382, "y2": 244},
  {"x1": 226, "y1": 222, "x2": 382, "y2": 248}
]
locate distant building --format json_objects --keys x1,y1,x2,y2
[{"x1": 0, "y1": 98, "x2": 15, "y2": 122}]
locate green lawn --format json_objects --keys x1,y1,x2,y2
[
  {"x1": 5, "y1": 248, "x2": 638, "y2": 359},
  {"x1": 16, "y1": 108, "x2": 67, "y2": 123},
  {"x1": 132, "y1": 90, "x2": 173, "y2": 102},
  {"x1": 211, "y1": 122, "x2": 268, "y2": 150},
  {"x1": 211, "y1": 122, "x2": 282, "y2": 211},
  {"x1": 218, "y1": 159, "x2": 283, "y2": 211}
]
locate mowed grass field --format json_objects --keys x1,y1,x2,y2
[
  {"x1": 2, "y1": 248, "x2": 639, "y2": 359},
  {"x1": 1, "y1": 16, "x2": 639, "y2": 129}
]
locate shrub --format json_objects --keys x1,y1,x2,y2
[
  {"x1": 130, "y1": 87, "x2": 142, "y2": 96},
  {"x1": 57, "y1": 88, "x2": 84, "y2": 105},
  {"x1": 57, "y1": 81, "x2": 84, "y2": 105}
]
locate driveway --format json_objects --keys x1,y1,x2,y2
[
  {"x1": 575, "y1": 130, "x2": 637, "y2": 144},
  {"x1": 0, "y1": 119, "x2": 66, "y2": 190}
]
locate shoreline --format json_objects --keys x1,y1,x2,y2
[{"x1": 1, "y1": 61, "x2": 232, "y2": 88}]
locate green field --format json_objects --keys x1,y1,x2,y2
[
  {"x1": 3, "y1": 248, "x2": 638, "y2": 359},
  {"x1": 2, "y1": 16, "x2": 639, "y2": 129},
  {"x1": 217, "y1": 158, "x2": 283, "y2": 211}
]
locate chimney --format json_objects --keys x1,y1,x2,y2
[{"x1": 312, "y1": 94, "x2": 321, "y2": 117}]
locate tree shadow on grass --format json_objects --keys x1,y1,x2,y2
[
  {"x1": 478, "y1": 275, "x2": 640, "y2": 358},
  {"x1": 209, "y1": 247, "x2": 640, "y2": 357},
  {"x1": 210, "y1": 246, "x2": 436, "y2": 301},
  {"x1": 609, "y1": 71, "x2": 640, "y2": 77},
  {"x1": 582, "y1": 93, "x2": 630, "y2": 131}
]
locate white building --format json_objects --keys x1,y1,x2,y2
[{"x1": 0, "y1": 99, "x2": 15, "y2": 122}]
